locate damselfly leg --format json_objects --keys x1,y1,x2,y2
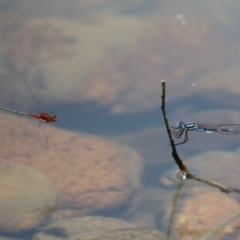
[{"x1": 170, "y1": 127, "x2": 189, "y2": 145}]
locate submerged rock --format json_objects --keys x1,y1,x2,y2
[
  {"x1": 34, "y1": 216, "x2": 135, "y2": 239},
  {"x1": 33, "y1": 215, "x2": 167, "y2": 240},
  {"x1": 0, "y1": 161, "x2": 58, "y2": 233},
  {"x1": 0, "y1": 114, "x2": 143, "y2": 216},
  {"x1": 71, "y1": 228, "x2": 167, "y2": 240}
]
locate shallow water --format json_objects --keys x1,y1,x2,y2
[{"x1": 1, "y1": 1, "x2": 240, "y2": 239}]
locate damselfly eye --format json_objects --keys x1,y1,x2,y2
[{"x1": 177, "y1": 121, "x2": 184, "y2": 128}]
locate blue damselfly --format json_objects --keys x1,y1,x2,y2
[{"x1": 171, "y1": 121, "x2": 240, "y2": 145}]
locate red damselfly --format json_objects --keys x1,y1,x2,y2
[{"x1": 0, "y1": 81, "x2": 57, "y2": 148}]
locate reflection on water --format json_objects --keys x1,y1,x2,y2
[{"x1": 176, "y1": 216, "x2": 240, "y2": 239}]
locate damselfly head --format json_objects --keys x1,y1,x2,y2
[
  {"x1": 51, "y1": 115, "x2": 57, "y2": 122},
  {"x1": 176, "y1": 121, "x2": 185, "y2": 129}
]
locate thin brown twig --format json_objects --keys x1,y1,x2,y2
[
  {"x1": 190, "y1": 175, "x2": 240, "y2": 194},
  {"x1": 161, "y1": 80, "x2": 189, "y2": 175}
]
